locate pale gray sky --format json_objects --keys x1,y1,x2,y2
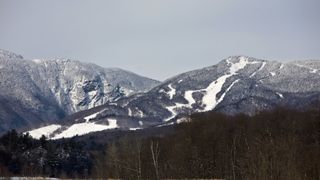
[{"x1": 0, "y1": 0, "x2": 319, "y2": 80}]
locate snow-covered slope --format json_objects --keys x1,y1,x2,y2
[
  {"x1": 27, "y1": 56, "x2": 320, "y2": 139},
  {"x1": 0, "y1": 49, "x2": 160, "y2": 133}
]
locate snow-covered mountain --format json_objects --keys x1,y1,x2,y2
[
  {"x1": 28, "y1": 56, "x2": 320, "y2": 139},
  {"x1": 0, "y1": 49, "x2": 160, "y2": 133}
]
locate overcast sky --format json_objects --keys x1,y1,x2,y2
[{"x1": 0, "y1": 0, "x2": 319, "y2": 80}]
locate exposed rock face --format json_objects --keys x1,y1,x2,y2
[{"x1": 0, "y1": 49, "x2": 160, "y2": 132}]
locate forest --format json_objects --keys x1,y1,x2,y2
[{"x1": 0, "y1": 107, "x2": 319, "y2": 179}]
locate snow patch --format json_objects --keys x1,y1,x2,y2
[
  {"x1": 84, "y1": 112, "x2": 100, "y2": 122},
  {"x1": 311, "y1": 69, "x2": 318, "y2": 73},
  {"x1": 216, "y1": 79, "x2": 239, "y2": 104},
  {"x1": 164, "y1": 105, "x2": 178, "y2": 122},
  {"x1": 202, "y1": 75, "x2": 230, "y2": 111},
  {"x1": 295, "y1": 63, "x2": 319, "y2": 74},
  {"x1": 52, "y1": 119, "x2": 118, "y2": 139},
  {"x1": 159, "y1": 89, "x2": 165, "y2": 93},
  {"x1": 27, "y1": 124, "x2": 61, "y2": 139},
  {"x1": 279, "y1": 64, "x2": 284, "y2": 70},
  {"x1": 128, "y1": 108, "x2": 132, "y2": 116},
  {"x1": 136, "y1": 108, "x2": 144, "y2": 118},
  {"x1": 177, "y1": 117, "x2": 190, "y2": 124},
  {"x1": 129, "y1": 127, "x2": 142, "y2": 131},
  {"x1": 32, "y1": 59, "x2": 42, "y2": 64},
  {"x1": 139, "y1": 120, "x2": 143, "y2": 126},
  {"x1": 157, "y1": 122, "x2": 175, "y2": 127},
  {"x1": 166, "y1": 84, "x2": 176, "y2": 99},
  {"x1": 276, "y1": 92, "x2": 284, "y2": 98},
  {"x1": 164, "y1": 57, "x2": 249, "y2": 121},
  {"x1": 202, "y1": 57, "x2": 249, "y2": 111},
  {"x1": 250, "y1": 61, "x2": 266, "y2": 78},
  {"x1": 164, "y1": 89, "x2": 198, "y2": 121},
  {"x1": 184, "y1": 90, "x2": 197, "y2": 108},
  {"x1": 270, "y1": 72, "x2": 276, "y2": 76}
]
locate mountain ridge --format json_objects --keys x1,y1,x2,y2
[
  {"x1": 0, "y1": 49, "x2": 160, "y2": 133},
  {"x1": 27, "y1": 56, "x2": 320, "y2": 139}
]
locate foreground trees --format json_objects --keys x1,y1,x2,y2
[
  {"x1": 0, "y1": 107, "x2": 319, "y2": 179},
  {"x1": 94, "y1": 108, "x2": 320, "y2": 179},
  {"x1": 0, "y1": 131, "x2": 92, "y2": 178}
]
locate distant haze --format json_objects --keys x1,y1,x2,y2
[{"x1": 0, "y1": 0, "x2": 319, "y2": 80}]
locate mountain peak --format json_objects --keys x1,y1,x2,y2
[
  {"x1": 224, "y1": 55, "x2": 266, "y2": 63},
  {"x1": 0, "y1": 49, "x2": 23, "y2": 59}
]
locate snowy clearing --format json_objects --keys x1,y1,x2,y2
[
  {"x1": 52, "y1": 119, "x2": 118, "y2": 139},
  {"x1": 27, "y1": 124, "x2": 61, "y2": 139},
  {"x1": 202, "y1": 57, "x2": 249, "y2": 111}
]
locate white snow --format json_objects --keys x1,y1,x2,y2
[
  {"x1": 27, "y1": 124, "x2": 61, "y2": 139},
  {"x1": 270, "y1": 72, "x2": 276, "y2": 76},
  {"x1": 87, "y1": 90, "x2": 96, "y2": 97},
  {"x1": 128, "y1": 108, "x2": 132, "y2": 116},
  {"x1": 32, "y1": 59, "x2": 42, "y2": 64},
  {"x1": 279, "y1": 64, "x2": 284, "y2": 70},
  {"x1": 164, "y1": 57, "x2": 249, "y2": 121},
  {"x1": 276, "y1": 92, "x2": 284, "y2": 98},
  {"x1": 137, "y1": 109, "x2": 144, "y2": 117},
  {"x1": 158, "y1": 89, "x2": 165, "y2": 93},
  {"x1": 250, "y1": 61, "x2": 266, "y2": 78},
  {"x1": 184, "y1": 90, "x2": 197, "y2": 108},
  {"x1": 176, "y1": 117, "x2": 190, "y2": 124},
  {"x1": 259, "y1": 62, "x2": 267, "y2": 71},
  {"x1": 52, "y1": 119, "x2": 118, "y2": 139},
  {"x1": 178, "y1": 79, "x2": 183, "y2": 83},
  {"x1": 202, "y1": 57, "x2": 249, "y2": 111},
  {"x1": 129, "y1": 127, "x2": 142, "y2": 131},
  {"x1": 164, "y1": 89, "x2": 198, "y2": 121},
  {"x1": 166, "y1": 84, "x2": 176, "y2": 99},
  {"x1": 139, "y1": 120, "x2": 143, "y2": 126},
  {"x1": 164, "y1": 105, "x2": 178, "y2": 122},
  {"x1": 157, "y1": 122, "x2": 175, "y2": 127},
  {"x1": 28, "y1": 117, "x2": 118, "y2": 139},
  {"x1": 84, "y1": 112, "x2": 100, "y2": 122},
  {"x1": 294, "y1": 63, "x2": 319, "y2": 74},
  {"x1": 311, "y1": 69, "x2": 318, "y2": 73},
  {"x1": 216, "y1": 79, "x2": 239, "y2": 104},
  {"x1": 228, "y1": 56, "x2": 250, "y2": 74},
  {"x1": 202, "y1": 76, "x2": 230, "y2": 111}
]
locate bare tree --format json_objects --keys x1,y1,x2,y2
[
  {"x1": 135, "y1": 138, "x2": 142, "y2": 180},
  {"x1": 150, "y1": 140, "x2": 160, "y2": 180}
]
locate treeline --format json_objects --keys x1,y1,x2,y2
[
  {"x1": 93, "y1": 108, "x2": 320, "y2": 179},
  {"x1": 0, "y1": 131, "x2": 92, "y2": 178},
  {"x1": 0, "y1": 107, "x2": 319, "y2": 179}
]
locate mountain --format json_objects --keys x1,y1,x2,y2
[
  {"x1": 0, "y1": 49, "x2": 160, "y2": 133},
  {"x1": 27, "y1": 56, "x2": 320, "y2": 139}
]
